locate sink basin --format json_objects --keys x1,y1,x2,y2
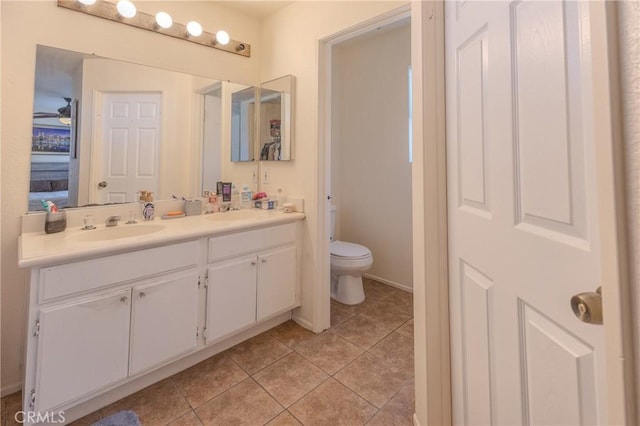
[
  {"x1": 72, "y1": 224, "x2": 166, "y2": 242},
  {"x1": 207, "y1": 210, "x2": 265, "y2": 221}
]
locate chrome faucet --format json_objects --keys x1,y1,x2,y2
[{"x1": 105, "y1": 216, "x2": 121, "y2": 227}]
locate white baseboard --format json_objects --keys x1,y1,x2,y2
[
  {"x1": 413, "y1": 412, "x2": 422, "y2": 426},
  {"x1": 291, "y1": 313, "x2": 314, "y2": 331},
  {"x1": 364, "y1": 273, "x2": 413, "y2": 293},
  {"x1": 1, "y1": 382, "x2": 22, "y2": 398}
]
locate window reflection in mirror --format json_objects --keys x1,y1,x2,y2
[
  {"x1": 259, "y1": 75, "x2": 294, "y2": 161},
  {"x1": 230, "y1": 86, "x2": 256, "y2": 162},
  {"x1": 30, "y1": 45, "x2": 256, "y2": 211}
]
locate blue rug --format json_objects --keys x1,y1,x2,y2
[{"x1": 92, "y1": 410, "x2": 141, "y2": 426}]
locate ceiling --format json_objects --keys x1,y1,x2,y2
[{"x1": 33, "y1": 46, "x2": 92, "y2": 123}]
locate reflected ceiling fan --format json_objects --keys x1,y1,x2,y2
[{"x1": 33, "y1": 97, "x2": 72, "y2": 125}]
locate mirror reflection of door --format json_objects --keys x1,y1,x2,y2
[
  {"x1": 97, "y1": 92, "x2": 161, "y2": 204},
  {"x1": 202, "y1": 85, "x2": 223, "y2": 193},
  {"x1": 230, "y1": 87, "x2": 256, "y2": 162}
]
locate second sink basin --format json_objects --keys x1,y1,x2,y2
[{"x1": 72, "y1": 224, "x2": 166, "y2": 242}]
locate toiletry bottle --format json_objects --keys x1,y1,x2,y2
[
  {"x1": 240, "y1": 185, "x2": 252, "y2": 209},
  {"x1": 231, "y1": 184, "x2": 240, "y2": 208},
  {"x1": 275, "y1": 187, "x2": 286, "y2": 209}
]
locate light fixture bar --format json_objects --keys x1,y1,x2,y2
[{"x1": 57, "y1": 0, "x2": 251, "y2": 57}]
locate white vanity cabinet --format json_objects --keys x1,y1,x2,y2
[
  {"x1": 35, "y1": 288, "x2": 132, "y2": 413},
  {"x1": 129, "y1": 271, "x2": 199, "y2": 376},
  {"x1": 25, "y1": 241, "x2": 200, "y2": 413},
  {"x1": 205, "y1": 223, "x2": 300, "y2": 343},
  {"x1": 20, "y1": 213, "x2": 305, "y2": 422}
]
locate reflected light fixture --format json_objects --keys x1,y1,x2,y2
[
  {"x1": 215, "y1": 30, "x2": 230, "y2": 45},
  {"x1": 58, "y1": 0, "x2": 251, "y2": 57},
  {"x1": 116, "y1": 0, "x2": 136, "y2": 18},
  {"x1": 186, "y1": 21, "x2": 203, "y2": 37},
  {"x1": 58, "y1": 117, "x2": 72, "y2": 126},
  {"x1": 155, "y1": 11, "x2": 172, "y2": 29}
]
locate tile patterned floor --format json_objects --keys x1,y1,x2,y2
[{"x1": 1, "y1": 279, "x2": 414, "y2": 426}]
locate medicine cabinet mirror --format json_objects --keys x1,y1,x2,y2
[
  {"x1": 259, "y1": 75, "x2": 294, "y2": 161},
  {"x1": 29, "y1": 44, "x2": 258, "y2": 212}
]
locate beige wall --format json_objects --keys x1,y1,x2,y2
[
  {"x1": 259, "y1": 1, "x2": 409, "y2": 328},
  {"x1": 618, "y1": 0, "x2": 640, "y2": 420},
  {"x1": 0, "y1": 0, "x2": 262, "y2": 393},
  {"x1": 331, "y1": 22, "x2": 413, "y2": 290}
]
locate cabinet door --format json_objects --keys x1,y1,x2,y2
[
  {"x1": 206, "y1": 256, "x2": 257, "y2": 343},
  {"x1": 35, "y1": 289, "x2": 131, "y2": 412},
  {"x1": 257, "y1": 245, "x2": 297, "y2": 321},
  {"x1": 129, "y1": 271, "x2": 199, "y2": 375}
]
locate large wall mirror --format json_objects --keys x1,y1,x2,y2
[{"x1": 30, "y1": 45, "x2": 256, "y2": 211}]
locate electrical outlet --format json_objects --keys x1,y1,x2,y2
[{"x1": 262, "y1": 169, "x2": 270, "y2": 184}]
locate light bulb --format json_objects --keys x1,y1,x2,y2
[
  {"x1": 116, "y1": 0, "x2": 136, "y2": 18},
  {"x1": 155, "y1": 11, "x2": 173, "y2": 29},
  {"x1": 186, "y1": 21, "x2": 203, "y2": 37},
  {"x1": 77, "y1": 0, "x2": 96, "y2": 5},
  {"x1": 215, "y1": 30, "x2": 230, "y2": 45}
]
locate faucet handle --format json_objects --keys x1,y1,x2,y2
[
  {"x1": 81, "y1": 215, "x2": 96, "y2": 230},
  {"x1": 105, "y1": 215, "x2": 122, "y2": 227}
]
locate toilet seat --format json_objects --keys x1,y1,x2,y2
[{"x1": 330, "y1": 241, "x2": 371, "y2": 259}]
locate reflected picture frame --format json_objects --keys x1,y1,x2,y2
[{"x1": 31, "y1": 125, "x2": 71, "y2": 155}]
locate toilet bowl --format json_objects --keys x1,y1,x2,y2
[
  {"x1": 330, "y1": 241, "x2": 373, "y2": 305},
  {"x1": 329, "y1": 205, "x2": 373, "y2": 304}
]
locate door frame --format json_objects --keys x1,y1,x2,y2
[
  {"x1": 318, "y1": 1, "x2": 635, "y2": 425},
  {"x1": 316, "y1": 4, "x2": 413, "y2": 334},
  {"x1": 316, "y1": 2, "x2": 452, "y2": 424},
  {"x1": 589, "y1": 2, "x2": 636, "y2": 423}
]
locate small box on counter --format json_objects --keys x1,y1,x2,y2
[{"x1": 184, "y1": 200, "x2": 202, "y2": 216}]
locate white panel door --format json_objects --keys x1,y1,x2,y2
[
  {"x1": 446, "y1": 1, "x2": 614, "y2": 424},
  {"x1": 129, "y1": 271, "x2": 199, "y2": 376},
  {"x1": 98, "y1": 92, "x2": 161, "y2": 203},
  {"x1": 35, "y1": 289, "x2": 131, "y2": 412}
]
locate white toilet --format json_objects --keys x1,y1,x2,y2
[{"x1": 330, "y1": 205, "x2": 373, "y2": 305}]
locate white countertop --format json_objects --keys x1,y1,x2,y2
[{"x1": 19, "y1": 210, "x2": 305, "y2": 268}]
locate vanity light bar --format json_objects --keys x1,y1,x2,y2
[{"x1": 57, "y1": 0, "x2": 251, "y2": 57}]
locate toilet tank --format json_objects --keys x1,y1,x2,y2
[{"x1": 330, "y1": 204, "x2": 336, "y2": 241}]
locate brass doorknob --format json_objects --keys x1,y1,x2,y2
[{"x1": 570, "y1": 286, "x2": 602, "y2": 325}]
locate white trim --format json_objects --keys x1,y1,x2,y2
[
  {"x1": 411, "y1": 1, "x2": 451, "y2": 425},
  {"x1": 315, "y1": 4, "x2": 412, "y2": 336},
  {"x1": 592, "y1": 2, "x2": 637, "y2": 424},
  {"x1": 291, "y1": 313, "x2": 314, "y2": 331},
  {"x1": 364, "y1": 273, "x2": 413, "y2": 293},
  {"x1": 412, "y1": 412, "x2": 422, "y2": 426},
  {"x1": 1, "y1": 383, "x2": 22, "y2": 398}
]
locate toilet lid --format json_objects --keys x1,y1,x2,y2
[{"x1": 330, "y1": 241, "x2": 371, "y2": 258}]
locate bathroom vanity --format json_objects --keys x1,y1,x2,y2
[{"x1": 18, "y1": 209, "x2": 304, "y2": 422}]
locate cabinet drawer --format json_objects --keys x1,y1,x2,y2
[
  {"x1": 208, "y1": 223, "x2": 296, "y2": 263},
  {"x1": 39, "y1": 241, "x2": 199, "y2": 302}
]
